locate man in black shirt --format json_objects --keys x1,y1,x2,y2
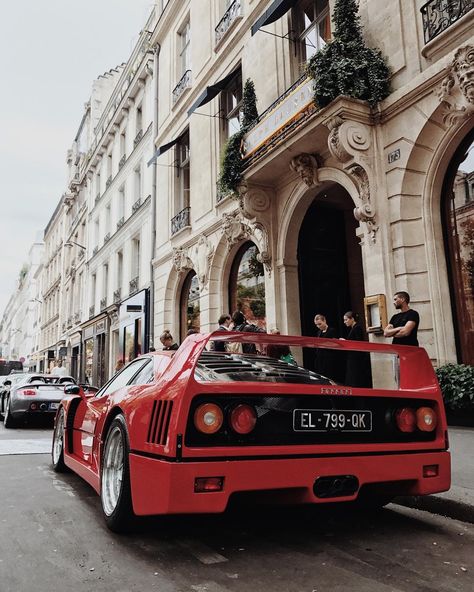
[{"x1": 384, "y1": 291, "x2": 420, "y2": 346}]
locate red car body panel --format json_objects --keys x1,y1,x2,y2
[{"x1": 57, "y1": 332, "x2": 451, "y2": 515}]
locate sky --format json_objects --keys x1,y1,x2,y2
[{"x1": 0, "y1": 0, "x2": 155, "y2": 316}]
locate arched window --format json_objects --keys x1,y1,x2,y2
[
  {"x1": 180, "y1": 270, "x2": 200, "y2": 341},
  {"x1": 443, "y1": 132, "x2": 474, "y2": 364},
  {"x1": 229, "y1": 241, "x2": 266, "y2": 328}
]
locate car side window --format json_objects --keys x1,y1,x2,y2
[
  {"x1": 98, "y1": 359, "x2": 150, "y2": 397},
  {"x1": 128, "y1": 360, "x2": 154, "y2": 386}
]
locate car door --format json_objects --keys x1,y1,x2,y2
[{"x1": 75, "y1": 359, "x2": 151, "y2": 467}]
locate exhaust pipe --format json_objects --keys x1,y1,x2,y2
[{"x1": 314, "y1": 475, "x2": 359, "y2": 498}]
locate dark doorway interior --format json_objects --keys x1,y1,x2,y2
[{"x1": 298, "y1": 187, "x2": 365, "y2": 373}]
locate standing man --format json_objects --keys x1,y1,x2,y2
[
  {"x1": 51, "y1": 359, "x2": 68, "y2": 377},
  {"x1": 313, "y1": 314, "x2": 339, "y2": 380},
  {"x1": 384, "y1": 291, "x2": 420, "y2": 346},
  {"x1": 214, "y1": 314, "x2": 232, "y2": 352}
]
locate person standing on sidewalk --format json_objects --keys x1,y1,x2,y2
[{"x1": 384, "y1": 291, "x2": 420, "y2": 346}]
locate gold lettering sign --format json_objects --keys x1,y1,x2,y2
[{"x1": 242, "y1": 78, "x2": 315, "y2": 159}]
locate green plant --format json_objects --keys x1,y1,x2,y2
[
  {"x1": 218, "y1": 79, "x2": 258, "y2": 195},
  {"x1": 436, "y1": 364, "x2": 474, "y2": 411},
  {"x1": 306, "y1": 0, "x2": 390, "y2": 108}
]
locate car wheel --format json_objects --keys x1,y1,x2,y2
[
  {"x1": 52, "y1": 407, "x2": 68, "y2": 472},
  {"x1": 101, "y1": 415, "x2": 134, "y2": 533},
  {"x1": 3, "y1": 397, "x2": 19, "y2": 429}
]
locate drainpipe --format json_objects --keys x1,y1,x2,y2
[{"x1": 148, "y1": 43, "x2": 160, "y2": 350}]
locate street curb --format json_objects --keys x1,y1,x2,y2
[{"x1": 395, "y1": 495, "x2": 474, "y2": 525}]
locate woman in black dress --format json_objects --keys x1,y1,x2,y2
[{"x1": 343, "y1": 311, "x2": 372, "y2": 388}]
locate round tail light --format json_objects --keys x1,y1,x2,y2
[
  {"x1": 416, "y1": 407, "x2": 437, "y2": 432},
  {"x1": 230, "y1": 404, "x2": 257, "y2": 434},
  {"x1": 395, "y1": 407, "x2": 416, "y2": 432},
  {"x1": 194, "y1": 403, "x2": 223, "y2": 434}
]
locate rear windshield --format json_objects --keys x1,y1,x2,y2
[{"x1": 197, "y1": 341, "x2": 400, "y2": 389}]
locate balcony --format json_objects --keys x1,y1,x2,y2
[
  {"x1": 118, "y1": 154, "x2": 126, "y2": 170},
  {"x1": 78, "y1": 249, "x2": 85, "y2": 260},
  {"x1": 171, "y1": 206, "x2": 191, "y2": 235},
  {"x1": 74, "y1": 312, "x2": 81, "y2": 324},
  {"x1": 421, "y1": 0, "x2": 474, "y2": 43},
  {"x1": 92, "y1": 245, "x2": 99, "y2": 256},
  {"x1": 89, "y1": 305, "x2": 95, "y2": 318},
  {"x1": 132, "y1": 198, "x2": 142, "y2": 213},
  {"x1": 100, "y1": 297, "x2": 107, "y2": 311},
  {"x1": 215, "y1": 0, "x2": 243, "y2": 48},
  {"x1": 133, "y1": 129, "x2": 143, "y2": 147},
  {"x1": 216, "y1": 183, "x2": 233, "y2": 203},
  {"x1": 106, "y1": 175, "x2": 112, "y2": 189},
  {"x1": 129, "y1": 276, "x2": 139, "y2": 295},
  {"x1": 172, "y1": 70, "x2": 192, "y2": 105},
  {"x1": 95, "y1": 192, "x2": 101, "y2": 205},
  {"x1": 116, "y1": 216, "x2": 125, "y2": 229},
  {"x1": 113, "y1": 288, "x2": 121, "y2": 304},
  {"x1": 104, "y1": 232, "x2": 111, "y2": 244}
]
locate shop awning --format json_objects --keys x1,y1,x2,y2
[
  {"x1": 147, "y1": 134, "x2": 184, "y2": 166},
  {"x1": 251, "y1": 0, "x2": 297, "y2": 36},
  {"x1": 187, "y1": 68, "x2": 240, "y2": 117}
]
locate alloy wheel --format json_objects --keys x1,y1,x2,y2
[{"x1": 101, "y1": 426, "x2": 124, "y2": 516}]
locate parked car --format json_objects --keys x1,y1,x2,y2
[
  {"x1": 51, "y1": 332, "x2": 450, "y2": 533},
  {"x1": 4, "y1": 374, "x2": 76, "y2": 428},
  {"x1": 0, "y1": 373, "x2": 30, "y2": 416}
]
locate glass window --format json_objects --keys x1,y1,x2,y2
[
  {"x1": 129, "y1": 359, "x2": 154, "y2": 385},
  {"x1": 180, "y1": 271, "x2": 200, "y2": 341},
  {"x1": 179, "y1": 20, "x2": 190, "y2": 75},
  {"x1": 221, "y1": 69, "x2": 243, "y2": 139},
  {"x1": 176, "y1": 130, "x2": 190, "y2": 212},
  {"x1": 295, "y1": 0, "x2": 331, "y2": 64},
  {"x1": 99, "y1": 359, "x2": 150, "y2": 397},
  {"x1": 229, "y1": 241, "x2": 266, "y2": 329}
]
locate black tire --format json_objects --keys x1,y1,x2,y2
[
  {"x1": 3, "y1": 397, "x2": 19, "y2": 429},
  {"x1": 51, "y1": 407, "x2": 69, "y2": 473},
  {"x1": 100, "y1": 415, "x2": 135, "y2": 533}
]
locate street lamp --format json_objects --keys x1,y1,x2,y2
[{"x1": 65, "y1": 241, "x2": 86, "y2": 250}]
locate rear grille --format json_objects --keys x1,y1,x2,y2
[
  {"x1": 147, "y1": 400, "x2": 173, "y2": 445},
  {"x1": 185, "y1": 394, "x2": 438, "y2": 448}
]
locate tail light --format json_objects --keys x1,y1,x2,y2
[
  {"x1": 194, "y1": 403, "x2": 223, "y2": 434},
  {"x1": 416, "y1": 407, "x2": 437, "y2": 432},
  {"x1": 18, "y1": 388, "x2": 37, "y2": 396},
  {"x1": 395, "y1": 407, "x2": 416, "y2": 432},
  {"x1": 230, "y1": 404, "x2": 257, "y2": 434}
]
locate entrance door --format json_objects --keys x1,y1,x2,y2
[{"x1": 298, "y1": 189, "x2": 365, "y2": 369}]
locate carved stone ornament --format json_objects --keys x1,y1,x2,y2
[
  {"x1": 222, "y1": 211, "x2": 252, "y2": 250},
  {"x1": 237, "y1": 180, "x2": 271, "y2": 220},
  {"x1": 326, "y1": 116, "x2": 371, "y2": 164},
  {"x1": 348, "y1": 164, "x2": 378, "y2": 243},
  {"x1": 438, "y1": 45, "x2": 474, "y2": 124},
  {"x1": 252, "y1": 222, "x2": 272, "y2": 274},
  {"x1": 172, "y1": 247, "x2": 193, "y2": 275},
  {"x1": 192, "y1": 235, "x2": 215, "y2": 289},
  {"x1": 290, "y1": 153, "x2": 320, "y2": 187}
]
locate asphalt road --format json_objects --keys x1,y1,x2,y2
[{"x1": 0, "y1": 422, "x2": 473, "y2": 592}]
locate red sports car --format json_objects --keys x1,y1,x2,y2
[{"x1": 51, "y1": 332, "x2": 450, "y2": 532}]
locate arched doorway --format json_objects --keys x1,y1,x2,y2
[
  {"x1": 298, "y1": 184, "x2": 365, "y2": 341},
  {"x1": 442, "y1": 131, "x2": 474, "y2": 365},
  {"x1": 229, "y1": 241, "x2": 266, "y2": 328},
  {"x1": 180, "y1": 271, "x2": 200, "y2": 341}
]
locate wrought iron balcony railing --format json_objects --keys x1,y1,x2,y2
[
  {"x1": 95, "y1": 192, "x2": 101, "y2": 205},
  {"x1": 420, "y1": 0, "x2": 474, "y2": 43},
  {"x1": 133, "y1": 129, "x2": 143, "y2": 147},
  {"x1": 118, "y1": 154, "x2": 126, "y2": 169},
  {"x1": 132, "y1": 198, "x2": 142, "y2": 213},
  {"x1": 89, "y1": 305, "x2": 95, "y2": 318},
  {"x1": 103, "y1": 232, "x2": 111, "y2": 244},
  {"x1": 100, "y1": 297, "x2": 107, "y2": 311},
  {"x1": 116, "y1": 216, "x2": 125, "y2": 229},
  {"x1": 171, "y1": 206, "x2": 191, "y2": 235},
  {"x1": 113, "y1": 288, "x2": 121, "y2": 304},
  {"x1": 92, "y1": 245, "x2": 99, "y2": 256},
  {"x1": 172, "y1": 70, "x2": 192, "y2": 105},
  {"x1": 129, "y1": 276, "x2": 139, "y2": 295},
  {"x1": 78, "y1": 249, "x2": 85, "y2": 260},
  {"x1": 74, "y1": 312, "x2": 81, "y2": 324},
  {"x1": 106, "y1": 175, "x2": 113, "y2": 189},
  {"x1": 216, "y1": 183, "x2": 233, "y2": 203},
  {"x1": 215, "y1": 0, "x2": 243, "y2": 46}
]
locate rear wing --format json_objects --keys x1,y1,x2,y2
[{"x1": 164, "y1": 332, "x2": 439, "y2": 392}]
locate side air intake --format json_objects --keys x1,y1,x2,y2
[{"x1": 147, "y1": 400, "x2": 173, "y2": 445}]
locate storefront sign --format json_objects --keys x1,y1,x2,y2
[{"x1": 242, "y1": 77, "x2": 315, "y2": 159}]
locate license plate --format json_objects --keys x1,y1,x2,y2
[
  {"x1": 49, "y1": 402, "x2": 59, "y2": 410},
  {"x1": 293, "y1": 409, "x2": 372, "y2": 432}
]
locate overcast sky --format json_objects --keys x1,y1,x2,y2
[{"x1": 0, "y1": 0, "x2": 154, "y2": 316}]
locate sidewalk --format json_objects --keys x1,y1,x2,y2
[{"x1": 396, "y1": 426, "x2": 474, "y2": 523}]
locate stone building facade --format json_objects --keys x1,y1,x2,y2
[{"x1": 148, "y1": 0, "x2": 474, "y2": 366}]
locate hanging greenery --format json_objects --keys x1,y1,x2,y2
[
  {"x1": 306, "y1": 0, "x2": 390, "y2": 108},
  {"x1": 218, "y1": 79, "x2": 258, "y2": 195}
]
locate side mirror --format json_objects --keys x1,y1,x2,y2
[
  {"x1": 64, "y1": 384, "x2": 81, "y2": 395},
  {"x1": 4, "y1": 380, "x2": 11, "y2": 386}
]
